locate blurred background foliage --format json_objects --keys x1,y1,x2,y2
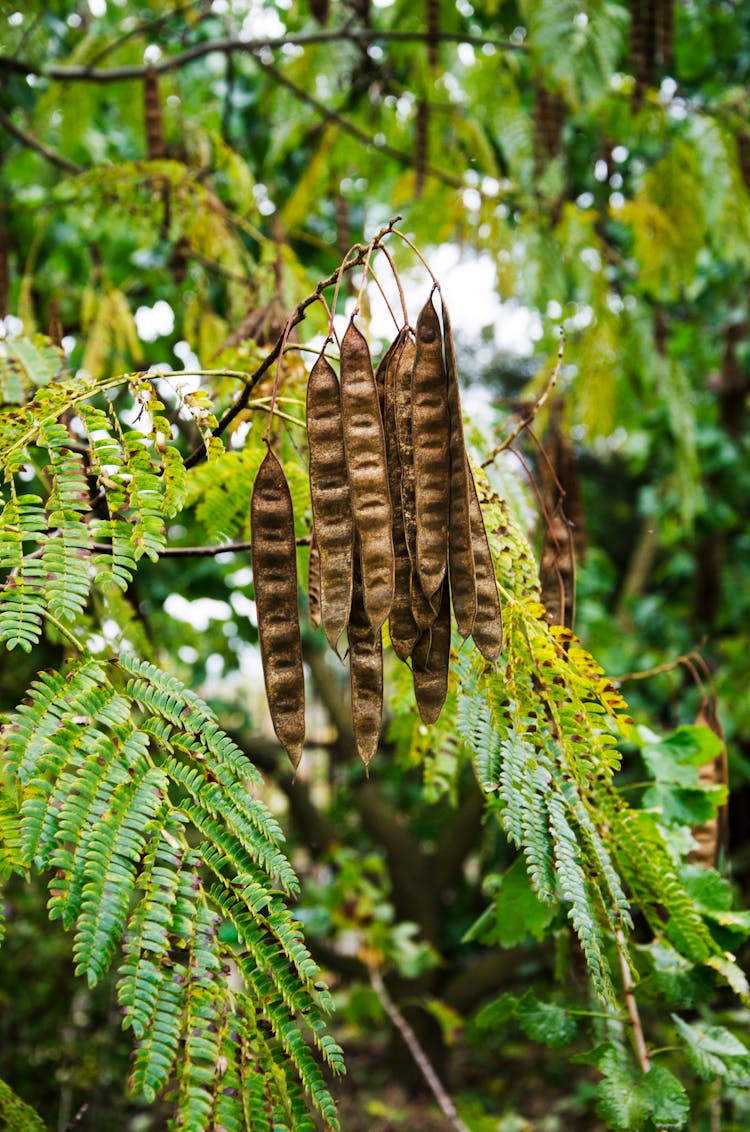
[{"x1": 1, "y1": 0, "x2": 750, "y2": 1129}]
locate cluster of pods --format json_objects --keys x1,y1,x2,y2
[{"x1": 251, "y1": 290, "x2": 503, "y2": 769}]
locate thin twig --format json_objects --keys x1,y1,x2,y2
[
  {"x1": 0, "y1": 29, "x2": 526, "y2": 83},
  {"x1": 612, "y1": 643, "x2": 708, "y2": 687},
  {"x1": 44, "y1": 611, "x2": 84, "y2": 653},
  {"x1": 615, "y1": 929, "x2": 651, "y2": 1074},
  {"x1": 354, "y1": 238, "x2": 377, "y2": 317},
  {"x1": 184, "y1": 215, "x2": 401, "y2": 468},
  {"x1": 378, "y1": 242, "x2": 411, "y2": 326},
  {"x1": 481, "y1": 332, "x2": 565, "y2": 467},
  {"x1": 90, "y1": 536, "x2": 310, "y2": 558},
  {"x1": 366, "y1": 261, "x2": 401, "y2": 332},
  {"x1": 257, "y1": 59, "x2": 466, "y2": 192},
  {"x1": 84, "y1": 0, "x2": 208, "y2": 67},
  {"x1": 369, "y1": 966, "x2": 471, "y2": 1132},
  {"x1": 391, "y1": 227, "x2": 441, "y2": 286},
  {"x1": 0, "y1": 107, "x2": 83, "y2": 174}
]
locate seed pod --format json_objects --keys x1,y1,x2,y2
[
  {"x1": 391, "y1": 333, "x2": 435, "y2": 634},
  {"x1": 395, "y1": 332, "x2": 417, "y2": 563},
  {"x1": 307, "y1": 351, "x2": 354, "y2": 651},
  {"x1": 340, "y1": 318, "x2": 394, "y2": 632},
  {"x1": 411, "y1": 580, "x2": 451, "y2": 725},
  {"x1": 374, "y1": 332, "x2": 402, "y2": 422},
  {"x1": 349, "y1": 534, "x2": 383, "y2": 768},
  {"x1": 143, "y1": 66, "x2": 165, "y2": 160},
  {"x1": 412, "y1": 295, "x2": 450, "y2": 603},
  {"x1": 308, "y1": 528, "x2": 322, "y2": 629},
  {"x1": 467, "y1": 461, "x2": 503, "y2": 662},
  {"x1": 383, "y1": 329, "x2": 421, "y2": 661},
  {"x1": 441, "y1": 297, "x2": 477, "y2": 640},
  {"x1": 251, "y1": 447, "x2": 305, "y2": 769}
]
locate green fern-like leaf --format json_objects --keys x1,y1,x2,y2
[
  {"x1": 0, "y1": 656, "x2": 343, "y2": 1129},
  {"x1": 39, "y1": 421, "x2": 93, "y2": 621},
  {"x1": 0, "y1": 490, "x2": 47, "y2": 650}
]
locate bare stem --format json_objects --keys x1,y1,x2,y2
[
  {"x1": 612, "y1": 643, "x2": 708, "y2": 687},
  {"x1": 616, "y1": 929, "x2": 651, "y2": 1074},
  {"x1": 369, "y1": 966, "x2": 471, "y2": 1132},
  {"x1": 0, "y1": 29, "x2": 526, "y2": 84},
  {"x1": 377, "y1": 243, "x2": 411, "y2": 326},
  {"x1": 391, "y1": 227, "x2": 440, "y2": 286},
  {"x1": 481, "y1": 332, "x2": 565, "y2": 467},
  {"x1": 90, "y1": 535, "x2": 311, "y2": 558},
  {"x1": 185, "y1": 216, "x2": 401, "y2": 468},
  {"x1": 366, "y1": 262, "x2": 401, "y2": 331}
]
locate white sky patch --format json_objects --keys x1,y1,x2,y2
[
  {"x1": 174, "y1": 339, "x2": 200, "y2": 372},
  {"x1": 144, "y1": 44, "x2": 162, "y2": 65},
  {"x1": 580, "y1": 246, "x2": 602, "y2": 271},
  {"x1": 367, "y1": 245, "x2": 537, "y2": 357},
  {"x1": 230, "y1": 591, "x2": 256, "y2": 619},
  {"x1": 228, "y1": 567, "x2": 253, "y2": 587},
  {"x1": 462, "y1": 188, "x2": 482, "y2": 212},
  {"x1": 164, "y1": 593, "x2": 232, "y2": 631},
  {"x1": 87, "y1": 0, "x2": 106, "y2": 16},
  {"x1": 457, "y1": 43, "x2": 476, "y2": 67},
  {"x1": 594, "y1": 159, "x2": 609, "y2": 182},
  {"x1": 240, "y1": 2, "x2": 285, "y2": 40},
  {"x1": 1, "y1": 314, "x2": 24, "y2": 338},
  {"x1": 135, "y1": 300, "x2": 175, "y2": 342}
]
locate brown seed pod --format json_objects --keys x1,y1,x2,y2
[
  {"x1": 391, "y1": 332, "x2": 435, "y2": 633},
  {"x1": 411, "y1": 580, "x2": 451, "y2": 725},
  {"x1": 143, "y1": 66, "x2": 165, "y2": 160},
  {"x1": 308, "y1": 527, "x2": 322, "y2": 630},
  {"x1": 383, "y1": 329, "x2": 421, "y2": 661},
  {"x1": 467, "y1": 461, "x2": 503, "y2": 662},
  {"x1": 340, "y1": 318, "x2": 394, "y2": 632},
  {"x1": 251, "y1": 447, "x2": 306, "y2": 769},
  {"x1": 441, "y1": 296, "x2": 477, "y2": 641},
  {"x1": 395, "y1": 331, "x2": 418, "y2": 562},
  {"x1": 374, "y1": 331, "x2": 402, "y2": 422},
  {"x1": 349, "y1": 534, "x2": 383, "y2": 768},
  {"x1": 307, "y1": 351, "x2": 354, "y2": 651},
  {"x1": 412, "y1": 294, "x2": 450, "y2": 603}
]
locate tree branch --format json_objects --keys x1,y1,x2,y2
[
  {"x1": 370, "y1": 966, "x2": 471, "y2": 1132},
  {"x1": 256, "y1": 58, "x2": 465, "y2": 192},
  {"x1": 89, "y1": 536, "x2": 310, "y2": 558},
  {"x1": 0, "y1": 29, "x2": 525, "y2": 84},
  {"x1": 184, "y1": 216, "x2": 402, "y2": 468},
  {"x1": 0, "y1": 107, "x2": 83, "y2": 174}
]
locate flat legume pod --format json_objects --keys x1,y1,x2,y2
[
  {"x1": 412, "y1": 295, "x2": 450, "y2": 602},
  {"x1": 340, "y1": 319, "x2": 394, "y2": 631},
  {"x1": 251, "y1": 447, "x2": 306, "y2": 768},
  {"x1": 308, "y1": 527, "x2": 322, "y2": 629},
  {"x1": 349, "y1": 534, "x2": 383, "y2": 767},
  {"x1": 411, "y1": 579, "x2": 451, "y2": 724},
  {"x1": 393, "y1": 332, "x2": 436, "y2": 633},
  {"x1": 441, "y1": 296, "x2": 477, "y2": 640},
  {"x1": 307, "y1": 351, "x2": 353, "y2": 651},
  {"x1": 383, "y1": 329, "x2": 421, "y2": 661},
  {"x1": 467, "y1": 459, "x2": 503, "y2": 661}
]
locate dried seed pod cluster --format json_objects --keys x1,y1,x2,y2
[{"x1": 251, "y1": 288, "x2": 502, "y2": 769}]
